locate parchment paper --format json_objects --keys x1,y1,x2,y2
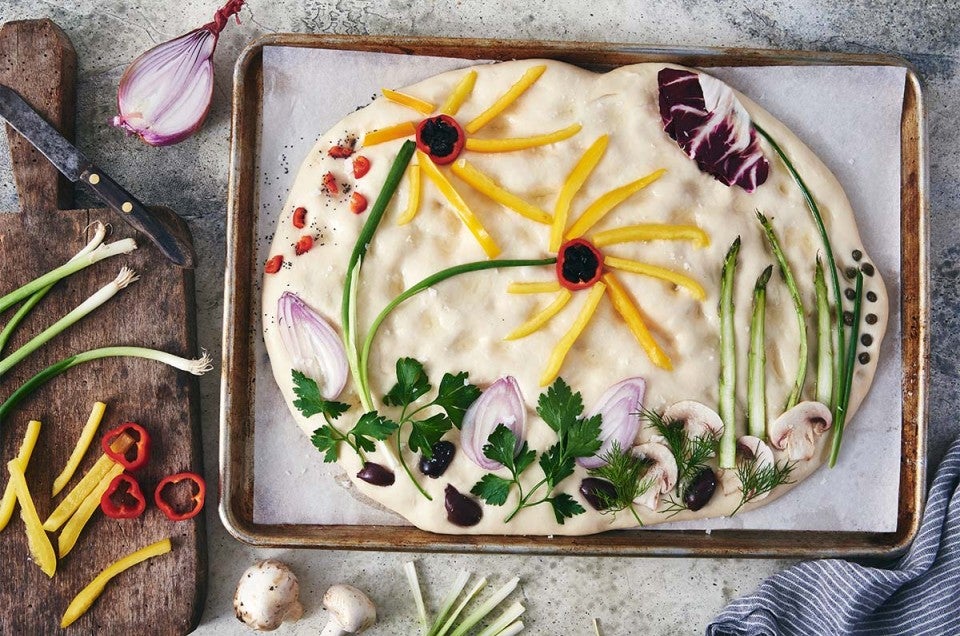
[{"x1": 252, "y1": 46, "x2": 906, "y2": 532}]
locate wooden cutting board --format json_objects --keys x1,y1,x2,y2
[{"x1": 0, "y1": 19, "x2": 206, "y2": 634}]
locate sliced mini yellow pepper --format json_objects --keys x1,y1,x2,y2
[
  {"x1": 464, "y1": 123, "x2": 582, "y2": 153},
  {"x1": 7, "y1": 458, "x2": 56, "y2": 578},
  {"x1": 0, "y1": 419, "x2": 41, "y2": 532},
  {"x1": 382, "y1": 88, "x2": 435, "y2": 115},
  {"x1": 507, "y1": 281, "x2": 561, "y2": 294},
  {"x1": 61, "y1": 537, "x2": 172, "y2": 628},
  {"x1": 397, "y1": 164, "x2": 422, "y2": 225},
  {"x1": 417, "y1": 151, "x2": 501, "y2": 258},
  {"x1": 550, "y1": 136, "x2": 608, "y2": 252},
  {"x1": 58, "y1": 462, "x2": 124, "y2": 558},
  {"x1": 592, "y1": 223, "x2": 710, "y2": 249},
  {"x1": 540, "y1": 282, "x2": 606, "y2": 386},
  {"x1": 506, "y1": 289, "x2": 573, "y2": 340},
  {"x1": 604, "y1": 255, "x2": 707, "y2": 301},
  {"x1": 439, "y1": 70, "x2": 477, "y2": 116},
  {"x1": 52, "y1": 402, "x2": 106, "y2": 497},
  {"x1": 363, "y1": 121, "x2": 417, "y2": 147},
  {"x1": 466, "y1": 65, "x2": 547, "y2": 134},
  {"x1": 603, "y1": 272, "x2": 672, "y2": 370},
  {"x1": 451, "y1": 159, "x2": 552, "y2": 225},
  {"x1": 565, "y1": 168, "x2": 667, "y2": 239}
]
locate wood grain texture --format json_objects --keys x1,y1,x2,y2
[{"x1": 0, "y1": 19, "x2": 206, "y2": 633}]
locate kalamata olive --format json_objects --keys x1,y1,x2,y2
[
  {"x1": 419, "y1": 441, "x2": 455, "y2": 478},
  {"x1": 579, "y1": 478, "x2": 617, "y2": 511},
  {"x1": 356, "y1": 462, "x2": 395, "y2": 486},
  {"x1": 683, "y1": 467, "x2": 717, "y2": 511},
  {"x1": 444, "y1": 485, "x2": 482, "y2": 527}
]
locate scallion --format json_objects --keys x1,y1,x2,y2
[
  {"x1": 814, "y1": 258, "x2": 833, "y2": 405},
  {"x1": 747, "y1": 265, "x2": 773, "y2": 439},
  {"x1": 405, "y1": 561, "x2": 429, "y2": 630},
  {"x1": 829, "y1": 269, "x2": 863, "y2": 466},
  {"x1": 496, "y1": 622, "x2": 524, "y2": 636},
  {"x1": 426, "y1": 570, "x2": 471, "y2": 636},
  {"x1": 432, "y1": 576, "x2": 487, "y2": 636},
  {"x1": 718, "y1": 237, "x2": 740, "y2": 468},
  {"x1": 475, "y1": 601, "x2": 525, "y2": 636},
  {"x1": 449, "y1": 577, "x2": 520, "y2": 636}
]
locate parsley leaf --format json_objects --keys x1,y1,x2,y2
[
  {"x1": 434, "y1": 372, "x2": 481, "y2": 428},
  {"x1": 471, "y1": 474, "x2": 513, "y2": 506},
  {"x1": 350, "y1": 411, "x2": 399, "y2": 453},
  {"x1": 548, "y1": 493, "x2": 586, "y2": 524},
  {"x1": 292, "y1": 370, "x2": 349, "y2": 420},
  {"x1": 563, "y1": 413, "x2": 603, "y2": 459},
  {"x1": 310, "y1": 426, "x2": 341, "y2": 463},
  {"x1": 538, "y1": 443, "x2": 575, "y2": 489},
  {"x1": 536, "y1": 377, "x2": 583, "y2": 434},
  {"x1": 407, "y1": 413, "x2": 452, "y2": 456},
  {"x1": 383, "y1": 357, "x2": 431, "y2": 407}
]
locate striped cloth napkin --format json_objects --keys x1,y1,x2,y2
[{"x1": 708, "y1": 436, "x2": 960, "y2": 636}]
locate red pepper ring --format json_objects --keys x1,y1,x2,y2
[
  {"x1": 154, "y1": 472, "x2": 206, "y2": 522},
  {"x1": 100, "y1": 474, "x2": 147, "y2": 519},
  {"x1": 101, "y1": 422, "x2": 151, "y2": 471}
]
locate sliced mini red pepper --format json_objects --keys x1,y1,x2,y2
[
  {"x1": 101, "y1": 423, "x2": 150, "y2": 471},
  {"x1": 352, "y1": 155, "x2": 371, "y2": 179},
  {"x1": 155, "y1": 472, "x2": 206, "y2": 521},
  {"x1": 100, "y1": 474, "x2": 146, "y2": 519}
]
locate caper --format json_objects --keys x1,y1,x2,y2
[
  {"x1": 419, "y1": 441, "x2": 456, "y2": 478},
  {"x1": 444, "y1": 485, "x2": 482, "y2": 527},
  {"x1": 579, "y1": 478, "x2": 617, "y2": 511},
  {"x1": 683, "y1": 467, "x2": 717, "y2": 511},
  {"x1": 356, "y1": 462, "x2": 395, "y2": 487}
]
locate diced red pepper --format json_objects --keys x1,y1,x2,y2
[
  {"x1": 322, "y1": 172, "x2": 339, "y2": 196},
  {"x1": 101, "y1": 423, "x2": 150, "y2": 471},
  {"x1": 292, "y1": 206, "x2": 308, "y2": 228},
  {"x1": 328, "y1": 144, "x2": 354, "y2": 159},
  {"x1": 352, "y1": 156, "x2": 371, "y2": 179},
  {"x1": 100, "y1": 474, "x2": 146, "y2": 519},
  {"x1": 154, "y1": 472, "x2": 206, "y2": 521},
  {"x1": 264, "y1": 255, "x2": 283, "y2": 274},
  {"x1": 349, "y1": 193, "x2": 368, "y2": 215},
  {"x1": 294, "y1": 235, "x2": 314, "y2": 255}
]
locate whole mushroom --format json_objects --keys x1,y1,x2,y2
[
  {"x1": 234, "y1": 560, "x2": 304, "y2": 631},
  {"x1": 768, "y1": 401, "x2": 833, "y2": 461},
  {"x1": 321, "y1": 584, "x2": 377, "y2": 636},
  {"x1": 734, "y1": 435, "x2": 776, "y2": 501},
  {"x1": 631, "y1": 441, "x2": 678, "y2": 510},
  {"x1": 662, "y1": 400, "x2": 724, "y2": 440}
]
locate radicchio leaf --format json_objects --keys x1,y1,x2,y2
[
  {"x1": 657, "y1": 68, "x2": 769, "y2": 192},
  {"x1": 461, "y1": 376, "x2": 526, "y2": 470},
  {"x1": 277, "y1": 291, "x2": 348, "y2": 400},
  {"x1": 577, "y1": 377, "x2": 646, "y2": 469}
]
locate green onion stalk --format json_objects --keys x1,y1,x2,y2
[
  {"x1": 747, "y1": 265, "x2": 773, "y2": 439},
  {"x1": 718, "y1": 237, "x2": 741, "y2": 469},
  {"x1": 431, "y1": 576, "x2": 488, "y2": 636},
  {"x1": 814, "y1": 258, "x2": 833, "y2": 405},
  {"x1": 829, "y1": 269, "x2": 863, "y2": 466},
  {"x1": 426, "y1": 570, "x2": 472, "y2": 636}
]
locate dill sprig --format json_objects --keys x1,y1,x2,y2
[
  {"x1": 641, "y1": 408, "x2": 718, "y2": 500},
  {"x1": 587, "y1": 442, "x2": 653, "y2": 525},
  {"x1": 731, "y1": 456, "x2": 796, "y2": 516}
]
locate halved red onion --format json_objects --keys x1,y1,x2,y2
[
  {"x1": 277, "y1": 292, "x2": 347, "y2": 400},
  {"x1": 461, "y1": 377, "x2": 526, "y2": 470},
  {"x1": 577, "y1": 378, "x2": 646, "y2": 469}
]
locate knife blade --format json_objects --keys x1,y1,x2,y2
[{"x1": 0, "y1": 84, "x2": 195, "y2": 269}]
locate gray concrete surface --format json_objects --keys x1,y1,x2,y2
[{"x1": 0, "y1": 0, "x2": 957, "y2": 633}]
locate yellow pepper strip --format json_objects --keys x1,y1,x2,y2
[
  {"x1": 464, "y1": 123, "x2": 582, "y2": 153},
  {"x1": 439, "y1": 70, "x2": 477, "y2": 116},
  {"x1": 540, "y1": 282, "x2": 606, "y2": 386},
  {"x1": 603, "y1": 272, "x2": 672, "y2": 370},
  {"x1": 565, "y1": 169, "x2": 667, "y2": 239},
  {"x1": 417, "y1": 151, "x2": 501, "y2": 258},
  {"x1": 604, "y1": 255, "x2": 707, "y2": 301},
  {"x1": 58, "y1": 463, "x2": 124, "y2": 558},
  {"x1": 363, "y1": 121, "x2": 417, "y2": 147},
  {"x1": 382, "y1": 88, "x2": 436, "y2": 115},
  {"x1": 451, "y1": 159, "x2": 552, "y2": 225},
  {"x1": 397, "y1": 164, "x2": 422, "y2": 225},
  {"x1": 0, "y1": 419, "x2": 41, "y2": 532},
  {"x1": 506, "y1": 290, "x2": 573, "y2": 340},
  {"x1": 592, "y1": 223, "x2": 711, "y2": 249},
  {"x1": 7, "y1": 458, "x2": 56, "y2": 578},
  {"x1": 44, "y1": 431, "x2": 133, "y2": 533},
  {"x1": 52, "y1": 402, "x2": 107, "y2": 497},
  {"x1": 507, "y1": 281, "x2": 561, "y2": 294},
  {"x1": 465, "y1": 65, "x2": 547, "y2": 134},
  {"x1": 549, "y1": 136, "x2": 608, "y2": 252},
  {"x1": 61, "y1": 537, "x2": 172, "y2": 628}
]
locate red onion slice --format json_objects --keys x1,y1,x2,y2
[
  {"x1": 277, "y1": 292, "x2": 348, "y2": 400},
  {"x1": 461, "y1": 377, "x2": 526, "y2": 470},
  {"x1": 577, "y1": 378, "x2": 646, "y2": 469}
]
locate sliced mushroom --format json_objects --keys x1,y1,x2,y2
[
  {"x1": 768, "y1": 401, "x2": 833, "y2": 461},
  {"x1": 234, "y1": 560, "x2": 304, "y2": 631},
  {"x1": 662, "y1": 400, "x2": 724, "y2": 440},
  {"x1": 321, "y1": 584, "x2": 377, "y2": 635},
  {"x1": 631, "y1": 441, "x2": 678, "y2": 510},
  {"x1": 735, "y1": 435, "x2": 775, "y2": 501}
]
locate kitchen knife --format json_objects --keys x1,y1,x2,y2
[{"x1": 0, "y1": 83, "x2": 196, "y2": 269}]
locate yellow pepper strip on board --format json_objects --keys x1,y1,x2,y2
[
  {"x1": 52, "y1": 402, "x2": 107, "y2": 497},
  {"x1": 0, "y1": 419, "x2": 41, "y2": 532},
  {"x1": 61, "y1": 537, "x2": 172, "y2": 628},
  {"x1": 603, "y1": 272, "x2": 672, "y2": 370},
  {"x1": 465, "y1": 65, "x2": 547, "y2": 134},
  {"x1": 43, "y1": 432, "x2": 133, "y2": 533},
  {"x1": 604, "y1": 255, "x2": 707, "y2": 301},
  {"x1": 505, "y1": 290, "x2": 573, "y2": 340},
  {"x1": 381, "y1": 88, "x2": 436, "y2": 115},
  {"x1": 507, "y1": 281, "x2": 561, "y2": 294},
  {"x1": 7, "y1": 458, "x2": 56, "y2": 578},
  {"x1": 439, "y1": 70, "x2": 477, "y2": 116},
  {"x1": 549, "y1": 136, "x2": 608, "y2": 252},
  {"x1": 565, "y1": 169, "x2": 667, "y2": 240},
  {"x1": 58, "y1": 463, "x2": 124, "y2": 558},
  {"x1": 363, "y1": 121, "x2": 417, "y2": 147},
  {"x1": 592, "y1": 224, "x2": 711, "y2": 249},
  {"x1": 451, "y1": 159, "x2": 552, "y2": 225},
  {"x1": 540, "y1": 282, "x2": 607, "y2": 386},
  {"x1": 417, "y1": 151, "x2": 501, "y2": 258},
  {"x1": 464, "y1": 123, "x2": 582, "y2": 153},
  {"x1": 397, "y1": 164, "x2": 422, "y2": 225}
]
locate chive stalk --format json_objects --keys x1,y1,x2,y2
[
  {"x1": 0, "y1": 268, "x2": 139, "y2": 378},
  {"x1": 718, "y1": 237, "x2": 740, "y2": 469},
  {"x1": 757, "y1": 212, "x2": 807, "y2": 410},
  {"x1": 829, "y1": 269, "x2": 863, "y2": 466},
  {"x1": 426, "y1": 570, "x2": 471, "y2": 636},
  {"x1": 449, "y1": 577, "x2": 520, "y2": 636},
  {"x1": 747, "y1": 265, "x2": 773, "y2": 439},
  {"x1": 814, "y1": 259, "x2": 833, "y2": 405}
]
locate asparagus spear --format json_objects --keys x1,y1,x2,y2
[
  {"x1": 748, "y1": 265, "x2": 773, "y2": 439},
  {"x1": 718, "y1": 237, "x2": 741, "y2": 469}
]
